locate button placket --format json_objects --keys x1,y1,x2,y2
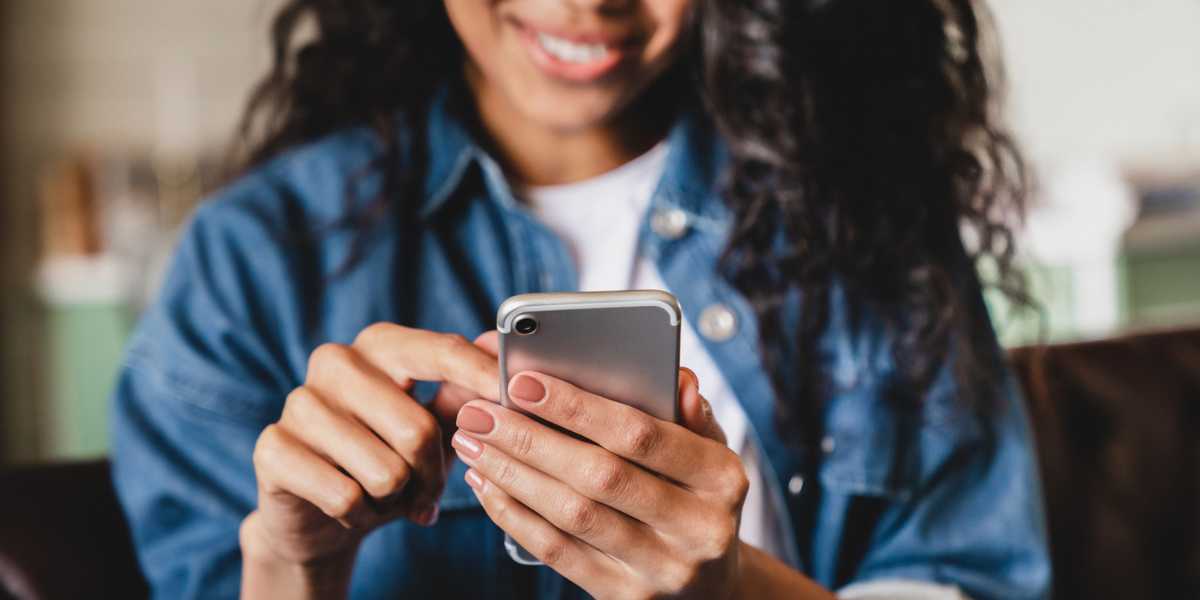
[
  {"x1": 698, "y1": 303, "x2": 738, "y2": 342},
  {"x1": 650, "y1": 207, "x2": 689, "y2": 240},
  {"x1": 787, "y1": 474, "x2": 805, "y2": 496}
]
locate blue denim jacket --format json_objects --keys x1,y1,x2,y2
[{"x1": 110, "y1": 88, "x2": 1051, "y2": 600}]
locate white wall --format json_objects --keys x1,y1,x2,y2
[
  {"x1": 990, "y1": 0, "x2": 1200, "y2": 169},
  {"x1": 0, "y1": 0, "x2": 282, "y2": 462}
]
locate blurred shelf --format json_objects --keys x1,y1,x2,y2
[{"x1": 35, "y1": 254, "x2": 136, "y2": 460}]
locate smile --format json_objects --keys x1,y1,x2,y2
[
  {"x1": 513, "y1": 20, "x2": 631, "y2": 83},
  {"x1": 535, "y1": 32, "x2": 610, "y2": 63}
]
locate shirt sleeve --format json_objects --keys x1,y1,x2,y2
[{"x1": 110, "y1": 190, "x2": 300, "y2": 600}]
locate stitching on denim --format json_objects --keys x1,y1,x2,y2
[{"x1": 125, "y1": 350, "x2": 281, "y2": 425}]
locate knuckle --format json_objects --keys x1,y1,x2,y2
[
  {"x1": 410, "y1": 410, "x2": 441, "y2": 446},
  {"x1": 326, "y1": 481, "x2": 363, "y2": 519},
  {"x1": 487, "y1": 493, "x2": 512, "y2": 525},
  {"x1": 491, "y1": 459, "x2": 519, "y2": 488},
  {"x1": 396, "y1": 410, "x2": 440, "y2": 453},
  {"x1": 712, "y1": 521, "x2": 739, "y2": 555},
  {"x1": 433, "y1": 332, "x2": 471, "y2": 362},
  {"x1": 282, "y1": 387, "x2": 320, "y2": 421},
  {"x1": 694, "y1": 515, "x2": 738, "y2": 561},
  {"x1": 529, "y1": 529, "x2": 568, "y2": 568},
  {"x1": 659, "y1": 560, "x2": 700, "y2": 594},
  {"x1": 252, "y1": 425, "x2": 282, "y2": 472},
  {"x1": 308, "y1": 343, "x2": 354, "y2": 379},
  {"x1": 622, "y1": 418, "x2": 660, "y2": 459},
  {"x1": 584, "y1": 457, "x2": 629, "y2": 500},
  {"x1": 556, "y1": 389, "x2": 587, "y2": 427},
  {"x1": 438, "y1": 332, "x2": 470, "y2": 350},
  {"x1": 557, "y1": 496, "x2": 599, "y2": 537},
  {"x1": 354, "y1": 322, "x2": 399, "y2": 348},
  {"x1": 368, "y1": 456, "x2": 409, "y2": 497},
  {"x1": 719, "y1": 461, "x2": 750, "y2": 505},
  {"x1": 507, "y1": 424, "x2": 538, "y2": 460}
]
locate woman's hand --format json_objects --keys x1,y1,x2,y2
[
  {"x1": 240, "y1": 324, "x2": 498, "y2": 598},
  {"x1": 451, "y1": 367, "x2": 751, "y2": 600}
]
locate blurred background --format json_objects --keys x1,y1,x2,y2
[{"x1": 0, "y1": 0, "x2": 1197, "y2": 466}]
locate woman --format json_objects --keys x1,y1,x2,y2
[{"x1": 111, "y1": 0, "x2": 1051, "y2": 598}]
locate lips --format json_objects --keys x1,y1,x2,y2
[{"x1": 512, "y1": 20, "x2": 633, "y2": 83}]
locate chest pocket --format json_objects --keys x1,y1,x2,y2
[{"x1": 817, "y1": 382, "x2": 920, "y2": 501}]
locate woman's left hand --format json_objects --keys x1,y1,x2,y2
[{"x1": 451, "y1": 361, "x2": 750, "y2": 600}]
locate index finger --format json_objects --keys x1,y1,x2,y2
[
  {"x1": 353, "y1": 324, "x2": 500, "y2": 402},
  {"x1": 505, "y1": 371, "x2": 730, "y2": 487}
]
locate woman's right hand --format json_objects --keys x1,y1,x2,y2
[{"x1": 240, "y1": 325, "x2": 499, "y2": 573}]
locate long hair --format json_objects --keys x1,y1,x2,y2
[
  {"x1": 698, "y1": 0, "x2": 1029, "y2": 449},
  {"x1": 239, "y1": 0, "x2": 1029, "y2": 453}
]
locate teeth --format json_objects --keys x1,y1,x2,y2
[{"x1": 536, "y1": 32, "x2": 610, "y2": 63}]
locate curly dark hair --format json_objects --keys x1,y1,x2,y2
[{"x1": 239, "y1": 0, "x2": 1029, "y2": 454}]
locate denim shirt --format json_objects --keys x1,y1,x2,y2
[{"x1": 110, "y1": 88, "x2": 1051, "y2": 600}]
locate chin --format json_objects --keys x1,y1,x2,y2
[{"x1": 515, "y1": 88, "x2": 626, "y2": 133}]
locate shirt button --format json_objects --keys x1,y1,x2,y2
[
  {"x1": 821, "y1": 435, "x2": 836, "y2": 454},
  {"x1": 698, "y1": 304, "x2": 738, "y2": 342},
  {"x1": 788, "y1": 474, "x2": 805, "y2": 495},
  {"x1": 650, "y1": 208, "x2": 689, "y2": 240}
]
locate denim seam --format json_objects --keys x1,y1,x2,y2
[{"x1": 124, "y1": 350, "x2": 281, "y2": 425}]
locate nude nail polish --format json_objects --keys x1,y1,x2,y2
[{"x1": 452, "y1": 431, "x2": 483, "y2": 460}]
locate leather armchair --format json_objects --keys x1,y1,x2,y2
[
  {"x1": 0, "y1": 461, "x2": 146, "y2": 600},
  {"x1": 1011, "y1": 327, "x2": 1200, "y2": 599}
]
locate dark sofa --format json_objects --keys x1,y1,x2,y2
[{"x1": 2, "y1": 327, "x2": 1199, "y2": 600}]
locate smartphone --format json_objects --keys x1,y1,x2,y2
[{"x1": 496, "y1": 290, "x2": 682, "y2": 565}]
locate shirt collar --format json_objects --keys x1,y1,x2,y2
[{"x1": 416, "y1": 82, "x2": 729, "y2": 223}]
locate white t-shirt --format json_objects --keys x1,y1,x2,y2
[{"x1": 517, "y1": 143, "x2": 788, "y2": 561}]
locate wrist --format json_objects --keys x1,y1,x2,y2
[
  {"x1": 240, "y1": 512, "x2": 359, "y2": 600},
  {"x1": 732, "y1": 541, "x2": 838, "y2": 600},
  {"x1": 731, "y1": 540, "x2": 753, "y2": 600}
]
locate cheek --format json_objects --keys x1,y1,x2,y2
[
  {"x1": 640, "y1": 0, "x2": 692, "y2": 64},
  {"x1": 444, "y1": 0, "x2": 504, "y2": 67}
]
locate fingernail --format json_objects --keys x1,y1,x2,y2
[
  {"x1": 509, "y1": 374, "x2": 546, "y2": 404},
  {"x1": 452, "y1": 431, "x2": 484, "y2": 460},
  {"x1": 415, "y1": 504, "x2": 440, "y2": 527},
  {"x1": 457, "y1": 406, "x2": 495, "y2": 435},
  {"x1": 465, "y1": 468, "x2": 486, "y2": 492}
]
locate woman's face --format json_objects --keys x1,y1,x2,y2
[{"x1": 444, "y1": 0, "x2": 692, "y2": 133}]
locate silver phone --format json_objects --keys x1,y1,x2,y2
[{"x1": 496, "y1": 290, "x2": 682, "y2": 565}]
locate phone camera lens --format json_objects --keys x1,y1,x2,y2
[{"x1": 514, "y1": 317, "x2": 538, "y2": 335}]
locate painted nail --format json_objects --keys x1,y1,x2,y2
[
  {"x1": 415, "y1": 504, "x2": 440, "y2": 527},
  {"x1": 452, "y1": 431, "x2": 484, "y2": 460},
  {"x1": 465, "y1": 468, "x2": 486, "y2": 492},
  {"x1": 509, "y1": 374, "x2": 546, "y2": 404},
  {"x1": 457, "y1": 406, "x2": 495, "y2": 435}
]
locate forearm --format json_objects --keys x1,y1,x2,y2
[
  {"x1": 239, "y1": 512, "x2": 358, "y2": 600},
  {"x1": 735, "y1": 542, "x2": 838, "y2": 600}
]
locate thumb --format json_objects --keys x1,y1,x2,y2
[
  {"x1": 678, "y1": 368, "x2": 726, "y2": 446},
  {"x1": 472, "y1": 330, "x2": 499, "y2": 357},
  {"x1": 429, "y1": 330, "x2": 502, "y2": 472},
  {"x1": 427, "y1": 331, "x2": 500, "y2": 420}
]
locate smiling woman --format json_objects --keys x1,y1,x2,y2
[{"x1": 109, "y1": 0, "x2": 1051, "y2": 599}]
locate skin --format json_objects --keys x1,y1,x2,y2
[
  {"x1": 446, "y1": 0, "x2": 689, "y2": 185},
  {"x1": 241, "y1": 0, "x2": 839, "y2": 598}
]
